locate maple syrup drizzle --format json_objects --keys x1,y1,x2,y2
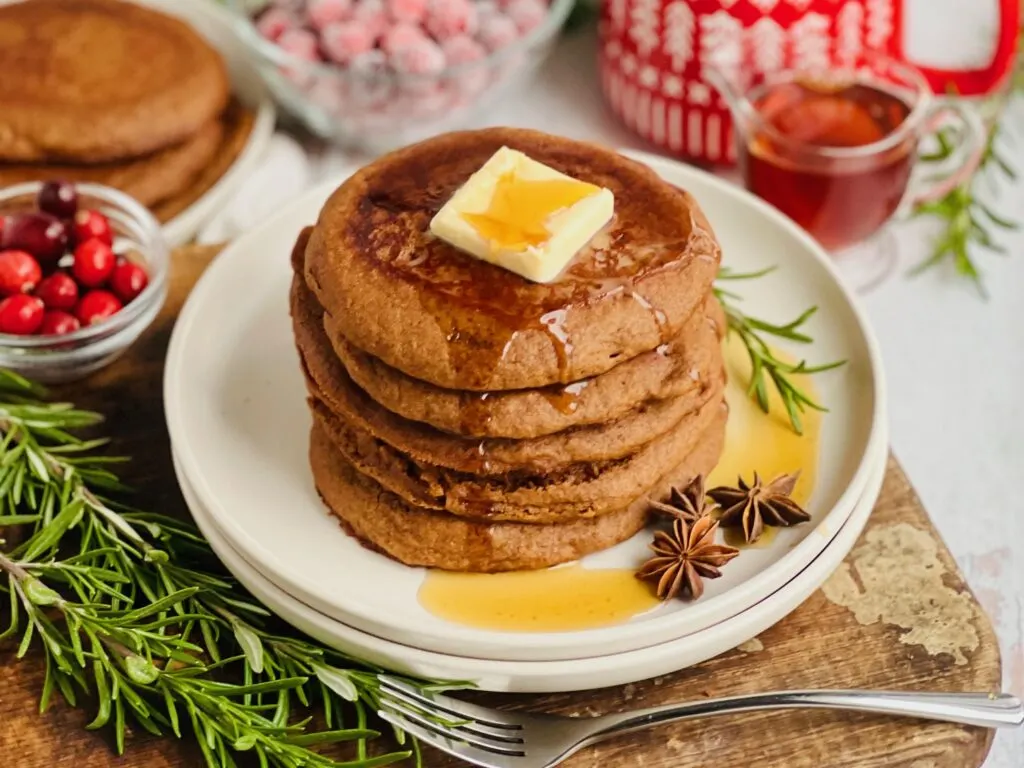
[
  {"x1": 625, "y1": 288, "x2": 671, "y2": 344},
  {"x1": 541, "y1": 379, "x2": 591, "y2": 415},
  {"x1": 461, "y1": 171, "x2": 601, "y2": 250},
  {"x1": 459, "y1": 391, "x2": 494, "y2": 435},
  {"x1": 418, "y1": 565, "x2": 661, "y2": 633},
  {"x1": 723, "y1": 525, "x2": 780, "y2": 550},
  {"x1": 363, "y1": 173, "x2": 700, "y2": 392},
  {"x1": 419, "y1": 335, "x2": 824, "y2": 632},
  {"x1": 539, "y1": 309, "x2": 573, "y2": 380}
]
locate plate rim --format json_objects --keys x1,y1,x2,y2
[
  {"x1": 136, "y1": 0, "x2": 278, "y2": 248},
  {"x1": 164, "y1": 154, "x2": 889, "y2": 660},
  {"x1": 174, "y1": 439, "x2": 888, "y2": 693}
]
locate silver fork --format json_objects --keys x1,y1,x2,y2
[{"x1": 376, "y1": 676, "x2": 1023, "y2": 768}]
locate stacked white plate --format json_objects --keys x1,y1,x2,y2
[{"x1": 165, "y1": 152, "x2": 888, "y2": 693}]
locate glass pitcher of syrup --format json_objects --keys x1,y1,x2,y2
[{"x1": 706, "y1": 54, "x2": 985, "y2": 252}]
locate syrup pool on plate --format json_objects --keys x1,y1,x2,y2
[{"x1": 418, "y1": 335, "x2": 823, "y2": 630}]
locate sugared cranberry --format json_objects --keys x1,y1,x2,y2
[
  {"x1": 38, "y1": 180, "x2": 79, "y2": 219},
  {"x1": 39, "y1": 310, "x2": 81, "y2": 336},
  {"x1": 424, "y1": 0, "x2": 478, "y2": 39},
  {"x1": 75, "y1": 290, "x2": 122, "y2": 326},
  {"x1": 1, "y1": 213, "x2": 69, "y2": 265},
  {"x1": 307, "y1": 0, "x2": 352, "y2": 29},
  {"x1": 321, "y1": 20, "x2": 376, "y2": 63},
  {"x1": 71, "y1": 209, "x2": 113, "y2": 248},
  {"x1": 110, "y1": 260, "x2": 149, "y2": 303},
  {"x1": 0, "y1": 294, "x2": 44, "y2": 335},
  {"x1": 0, "y1": 250, "x2": 42, "y2": 295},
  {"x1": 72, "y1": 239, "x2": 116, "y2": 288},
  {"x1": 35, "y1": 271, "x2": 79, "y2": 310}
]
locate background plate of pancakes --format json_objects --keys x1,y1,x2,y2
[
  {"x1": 0, "y1": 0, "x2": 275, "y2": 247},
  {"x1": 164, "y1": 138, "x2": 887, "y2": 669}
]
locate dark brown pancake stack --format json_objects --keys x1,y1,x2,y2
[
  {"x1": 292, "y1": 127, "x2": 728, "y2": 573},
  {"x1": 0, "y1": 0, "x2": 252, "y2": 220}
]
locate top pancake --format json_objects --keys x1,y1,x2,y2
[
  {"x1": 0, "y1": 0, "x2": 229, "y2": 162},
  {"x1": 304, "y1": 127, "x2": 721, "y2": 391}
]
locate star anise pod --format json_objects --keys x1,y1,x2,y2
[
  {"x1": 708, "y1": 471, "x2": 810, "y2": 545},
  {"x1": 649, "y1": 474, "x2": 716, "y2": 524},
  {"x1": 636, "y1": 516, "x2": 740, "y2": 601}
]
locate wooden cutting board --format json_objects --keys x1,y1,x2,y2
[{"x1": 0, "y1": 246, "x2": 1002, "y2": 768}]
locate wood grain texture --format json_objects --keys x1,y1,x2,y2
[{"x1": 0, "y1": 245, "x2": 1003, "y2": 767}]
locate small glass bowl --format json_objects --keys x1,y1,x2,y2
[
  {"x1": 226, "y1": 0, "x2": 574, "y2": 152},
  {"x1": 0, "y1": 183, "x2": 169, "y2": 384}
]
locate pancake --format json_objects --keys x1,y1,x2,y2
[
  {"x1": 0, "y1": 0, "x2": 229, "y2": 163},
  {"x1": 304, "y1": 127, "x2": 721, "y2": 391},
  {"x1": 0, "y1": 120, "x2": 223, "y2": 207},
  {"x1": 291, "y1": 222, "x2": 727, "y2": 440},
  {"x1": 310, "y1": 391, "x2": 727, "y2": 524},
  {"x1": 154, "y1": 101, "x2": 256, "y2": 223},
  {"x1": 294, "y1": 275, "x2": 724, "y2": 474},
  {"x1": 310, "y1": 409, "x2": 727, "y2": 572}
]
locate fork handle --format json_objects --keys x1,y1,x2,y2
[{"x1": 583, "y1": 690, "x2": 1024, "y2": 744}]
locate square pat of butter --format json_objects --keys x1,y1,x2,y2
[{"x1": 429, "y1": 147, "x2": 615, "y2": 283}]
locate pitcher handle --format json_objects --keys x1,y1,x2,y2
[{"x1": 896, "y1": 97, "x2": 987, "y2": 218}]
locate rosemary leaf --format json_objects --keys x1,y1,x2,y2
[
  {"x1": 714, "y1": 269, "x2": 844, "y2": 435},
  {"x1": 0, "y1": 380, "x2": 465, "y2": 768}
]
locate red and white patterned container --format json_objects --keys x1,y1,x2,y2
[{"x1": 599, "y1": 0, "x2": 1020, "y2": 165}]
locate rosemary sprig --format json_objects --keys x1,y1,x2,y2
[
  {"x1": 912, "y1": 122, "x2": 1019, "y2": 297},
  {"x1": 714, "y1": 267, "x2": 845, "y2": 436},
  {"x1": 0, "y1": 369, "x2": 461, "y2": 768},
  {"x1": 912, "y1": 52, "x2": 1024, "y2": 296}
]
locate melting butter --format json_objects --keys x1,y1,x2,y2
[
  {"x1": 462, "y1": 171, "x2": 600, "y2": 250},
  {"x1": 429, "y1": 146, "x2": 614, "y2": 283}
]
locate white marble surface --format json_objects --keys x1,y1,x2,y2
[{"x1": 203, "y1": 28, "x2": 1024, "y2": 766}]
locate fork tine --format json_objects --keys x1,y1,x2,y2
[
  {"x1": 379, "y1": 676, "x2": 523, "y2": 730},
  {"x1": 379, "y1": 706, "x2": 526, "y2": 768},
  {"x1": 379, "y1": 695, "x2": 525, "y2": 754},
  {"x1": 378, "y1": 684, "x2": 525, "y2": 743}
]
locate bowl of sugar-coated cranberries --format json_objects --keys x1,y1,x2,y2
[
  {"x1": 0, "y1": 181, "x2": 168, "y2": 383},
  {"x1": 227, "y1": 0, "x2": 573, "y2": 151}
]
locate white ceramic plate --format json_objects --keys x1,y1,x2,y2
[
  {"x1": 0, "y1": 0, "x2": 276, "y2": 247},
  {"x1": 174, "y1": 442, "x2": 888, "y2": 693},
  {"x1": 144, "y1": 0, "x2": 276, "y2": 247},
  {"x1": 164, "y1": 156, "x2": 887, "y2": 662}
]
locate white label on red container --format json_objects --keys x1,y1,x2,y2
[{"x1": 903, "y1": 0, "x2": 1002, "y2": 69}]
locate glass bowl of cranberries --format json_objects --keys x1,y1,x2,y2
[
  {"x1": 227, "y1": 0, "x2": 573, "y2": 151},
  {"x1": 0, "y1": 181, "x2": 168, "y2": 383}
]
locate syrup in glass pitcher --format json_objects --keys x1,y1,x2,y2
[{"x1": 707, "y1": 54, "x2": 986, "y2": 252}]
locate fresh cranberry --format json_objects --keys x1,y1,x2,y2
[
  {"x1": 0, "y1": 250, "x2": 42, "y2": 295},
  {"x1": 1, "y1": 213, "x2": 68, "y2": 265},
  {"x1": 75, "y1": 290, "x2": 122, "y2": 326},
  {"x1": 38, "y1": 180, "x2": 79, "y2": 219},
  {"x1": 71, "y1": 209, "x2": 113, "y2": 248},
  {"x1": 0, "y1": 294, "x2": 44, "y2": 335},
  {"x1": 110, "y1": 260, "x2": 149, "y2": 303},
  {"x1": 35, "y1": 271, "x2": 79, "y2": 310},
  {"x1": 38, "y1": 310, "x2": 81, "y2": 336},
  {"x1": 72, "y1": 239, "x2": 116, "y2": 288}
]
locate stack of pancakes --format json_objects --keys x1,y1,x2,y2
[
  {"x1": 0, "y1": 0, "x2": 251, "y2": 220},
  {"x1": 291, "y1": 128, "x2": 728, "y2": 573}
]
